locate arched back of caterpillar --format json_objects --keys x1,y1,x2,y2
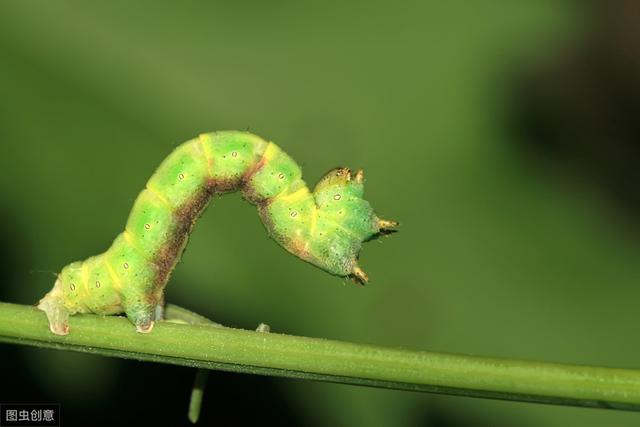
[{"x1": 38, "y1": 131, "x2": 399, "y2": 335}]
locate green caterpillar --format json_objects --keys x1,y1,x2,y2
[{"x1": 38, "y1": 131, "x2": 399, "y2": 335}]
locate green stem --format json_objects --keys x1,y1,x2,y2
[
  {"x1": 187, "y1": 369, "x2": 209, "y2": 424},
  {"x1": 1, "y1": 302, "x2": 639, "y2": 411}
]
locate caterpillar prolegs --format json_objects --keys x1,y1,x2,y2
[{"x1": 38, "y1": 131, "x2": 399, "y2": 335}]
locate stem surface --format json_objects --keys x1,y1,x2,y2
[{"x1": 1, "y1": 302, "x2": 639, "y2": 411}]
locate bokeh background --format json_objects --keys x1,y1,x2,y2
[{"x1": 1, "y1": 1, "x2": 640, "y2": 426}]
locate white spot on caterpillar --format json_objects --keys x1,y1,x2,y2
[
  {"x1": 95, "y1": 281, "x2": 101, "y2": 288},
  {"x1": 70, "y1": 283, "x2": 76, "y2": 291},
  {"x1": 123, "y1": 262, "x2": 129, "y2": 270},
  {"x1": 144, "y1": 223, "x2": 151, "y2": 230},
  {"x1": 178, "y1": 173, "x2": 185, "y2": 180},
  {"x1": 231, "y1": 151, "x2": 238, "y2": 158},
  {"x1": 290, "y1": 211, "x2": 298, "y2": 218},
  {"x1": 333, "y1": 194, "x2": 342, "y2": 200},
  {"x1": 278, "y1": 173, "x2": 285, "y2": 179}
]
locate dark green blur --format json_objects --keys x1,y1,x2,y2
[{"x1": 1, "y1": 2, "x2": 639, "y2": 426}]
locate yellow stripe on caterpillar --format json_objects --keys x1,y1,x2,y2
[
  {"x1": 198, "y1": 133, "x2": 214, "y2": 176},
  {"x1": 146, "y1": 183, "x2": 173, "y2": 209},
  {"x1": 104, "y1": 257, "x2": 123, "y2": 293},
  {"x1": 278, "y1": 187, "x2": 311, "y2": 203},
  {"x1": 123, "y1": 230, "x2": 150, "y2": 261},
  {"x1": 261, "y1": 142, "x2": 281, "y2": 163},
  {"x1": 81, "y1": 262, "x2": 90, "y2": 299}
]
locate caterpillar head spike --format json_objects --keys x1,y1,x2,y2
[
  {"x1": 299, "y1": 167, "x2": 399, "y2": 285},
  {"x1": 314, "y1": 167, "x2": 355, "y2": 188},
  {"x1": 377, "y1": 218, "x2": 400, "y2": 231},
  {"x1": 351, "y1": 265, "x2": 369, "y2": 286}
]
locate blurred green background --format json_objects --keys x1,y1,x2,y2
[{"x1": 2, "y1": 1, "x2": 640, "y2": 426}]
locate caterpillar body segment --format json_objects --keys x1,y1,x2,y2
[{"x1": 38, "y1": 131, "x2": 399, "y2": 335}]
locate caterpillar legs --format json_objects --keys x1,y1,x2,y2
[
  {"x1": 38, "y1": 291, "x2": 70, "y2": 336},
  {"x1": 38, "y1": 299, "x2": 159, "y2": 335},
  {"x1": 125, "y1": 303, "x2": 161, "y2": 333},
  {"x1": 38, "y1": 279, "x2": 165, "y2": 334},
  {"x1": 135, "y1": 320, "x2": 154, "y2": 333},
  {"x1": 122, "y1": 287, "x2": 165, "y2": 333},
  {"x1": 132, "y1": 299, "x2": 166, "y2": 333}
]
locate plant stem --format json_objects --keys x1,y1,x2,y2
[
  {"x1": 187, "y1": 369, "x2": 209, "y2": 423},
  {"x1": 1, "y1": 302, "x2": 639, "y2": 411}
]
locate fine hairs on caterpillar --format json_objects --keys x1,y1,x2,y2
[{"x1": 38, "y1": 131, "x2": 399, "y2": 335}]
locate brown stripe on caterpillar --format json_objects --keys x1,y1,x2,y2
[
  {"x1": 206, "y1": 176, "x2": 243, "y2": 194},
  {"x1": 153, "y1": 174, "x2": 265, "y2": 288},
  {"x1": 240, "y1": 146, "x2": 271, "y2": 205},
  {"x1": 152, "y1": 184, "x2": 213, "y2": 288}
]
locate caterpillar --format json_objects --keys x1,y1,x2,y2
[{"x1": 37, "y1": 131, "x2": 399, "y2": 335}]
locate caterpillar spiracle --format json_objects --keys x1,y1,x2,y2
[{"x1": 38, "y1": 131, "x2": 399, "y2": 335}]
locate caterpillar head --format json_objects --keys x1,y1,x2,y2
[{"x1": 311, "y1": 167, "x2": 399, "y2": 285}]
